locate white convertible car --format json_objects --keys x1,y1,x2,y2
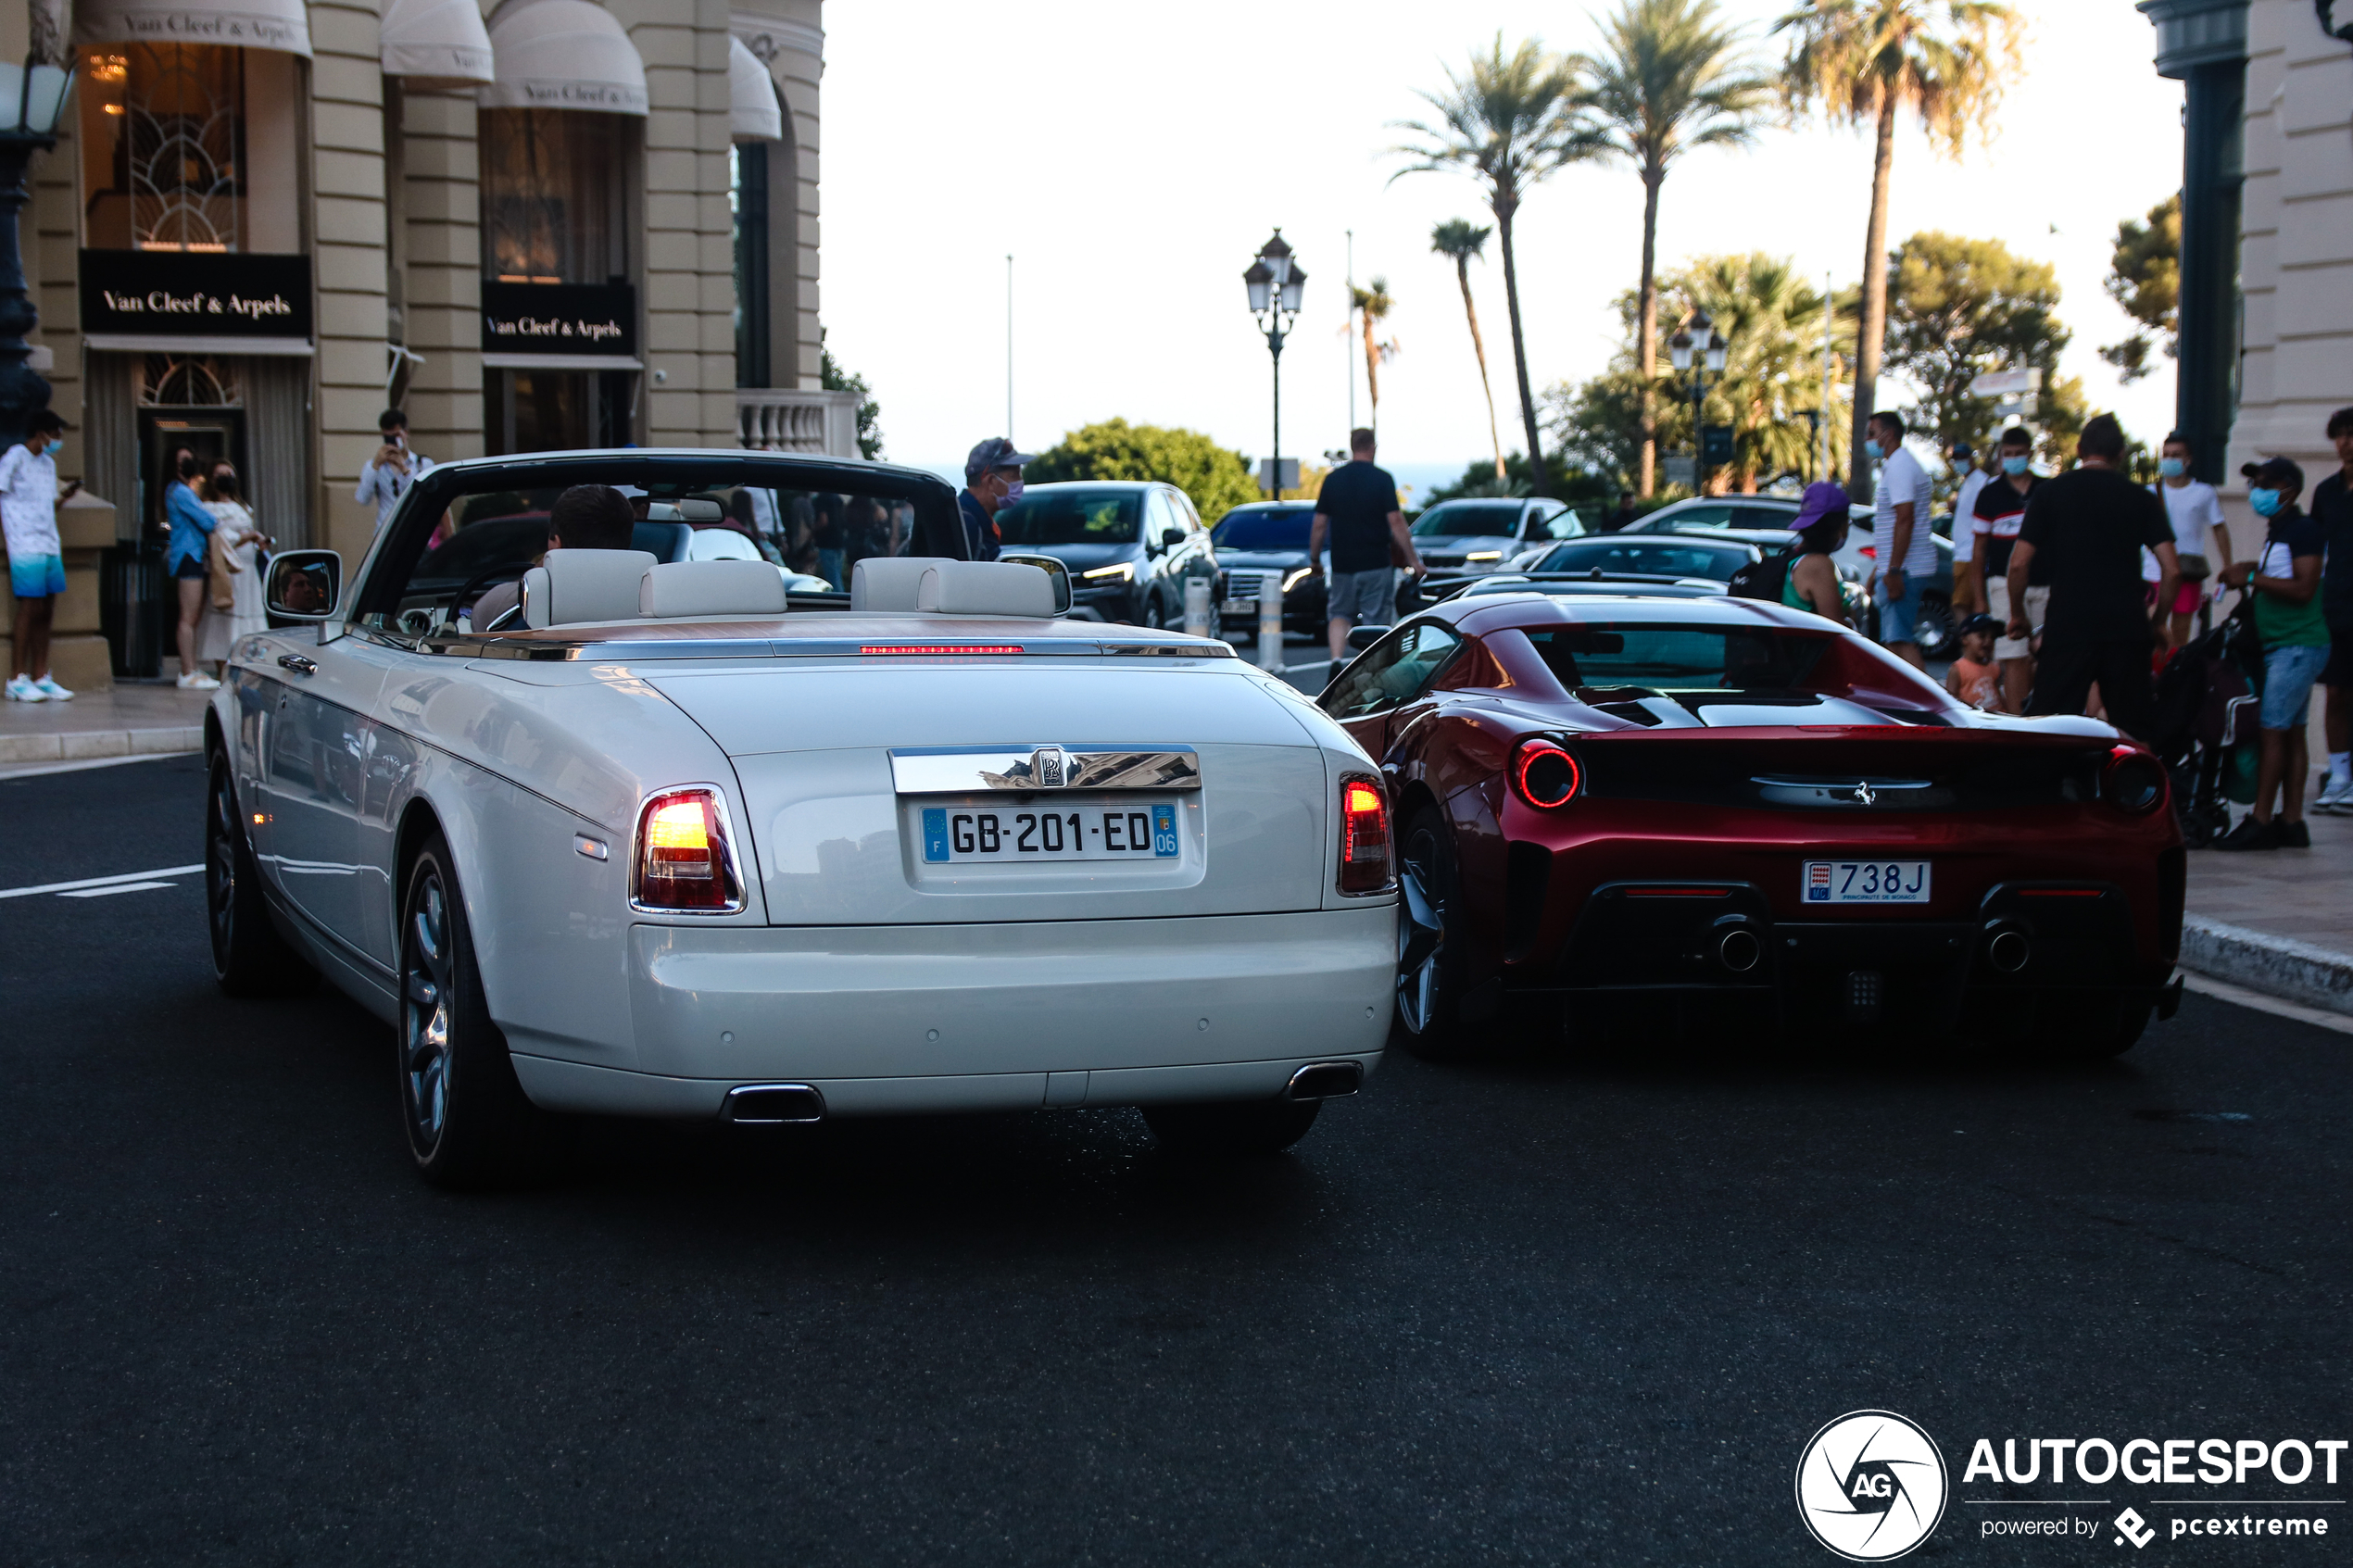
[{"x1": 205, "y1": 452, "x2": 1394, "y2": 1185}]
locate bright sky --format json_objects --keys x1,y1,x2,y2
[{"x1": 822, "y1": 0, "x2": 2183, "y2": 489}]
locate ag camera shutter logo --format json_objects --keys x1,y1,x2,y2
[{"x1": 1795, "y1": 1410, "x2": 1950, "y2": 1561}]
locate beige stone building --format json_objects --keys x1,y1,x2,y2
[{"x1": 2, "y1": 0, "x2": 849, "y2": 689}]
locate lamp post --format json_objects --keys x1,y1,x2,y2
[
  {"x1": 1667, "y1": 308, "x2": 1730, "y2": 493},
  {"x1": 1243, "y1": 231, "x2": 1305, "y2": 497},
  {"x1": 0, "y1": 56, "x2": 69, "y2": 453}
]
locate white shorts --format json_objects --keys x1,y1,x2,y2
[{"x1": 1986, "y1": 578, "x2": 2048, "y2": 662}]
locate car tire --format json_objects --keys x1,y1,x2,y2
[
  {"x1": 397, "y1": 830, "x2": 567, "y2": 1188},
  {"x1": 1143, "y1": 595, "x2": 1167, "y2": 631},
  {"x1": 206, "y1": 752, "x2": 319, "y2": 997},
  {"x1": 1396, "y1": 805, "x2": 1476, "y2": 1059},
  {"x1": 2060, "y1": 1000, "x2": 2151, "y2": 1060},
  {"x1": 1141, "y1": 1098, "x2": 1320, "y2": 1155}
]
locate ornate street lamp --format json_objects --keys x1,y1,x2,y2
[
  {"x1": 1668, "y1": 309, "x2": 1731, "y2": 491},
  {"x1": 0, "y1": 56, "x2": 70, "y2": 452},
  {"x1": 1243, "y1": 231, "x2": 1305, "y2": 495}
]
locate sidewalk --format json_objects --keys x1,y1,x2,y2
[{"x1": 0, "y1": 680, "x2": 211, "y2": 767}]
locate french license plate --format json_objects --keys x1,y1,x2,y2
[
  {"x1": 1221, "y1": 598, "x2": 1262, "y2": 615},
  {"x1": 1806, "y1": 859, "x2": 1931, "y2": 904},
  {"x1": 918, "y1": 799, "x2": 1181, "y2": 863}
]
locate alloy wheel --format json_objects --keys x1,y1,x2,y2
[
  {"x1": 1396, "y1": 829, "x2": 1447, "y2": 1034},
  {"x1": 400, "y1": 869, "x2": 454, "y2": 1153}
]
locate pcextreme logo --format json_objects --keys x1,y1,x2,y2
[{"x1": 1796, "y1": 1410, "x2": 1951, "y2": 1562}]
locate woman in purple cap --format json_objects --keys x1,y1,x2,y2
[{"x1": 1781, "y1": 480, "x2": 1854, "y2": 625}]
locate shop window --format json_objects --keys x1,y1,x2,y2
[
  {"x1": 139, "y1": 355, "x2": 244, "y2": 408},
  {"x1": 79, "y1": 44, "x2": 245, "y2": 251},
  {"x1": 481, "y1": 109, "x2": 629, "y2": 283},
  {"x1": 732, "y1": 143, "x2": 770, "y2": 387}
]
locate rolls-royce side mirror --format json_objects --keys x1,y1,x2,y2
[
  {"x1": 999, "y1": 552, "x2": 1074, "y2": 616},
  {"x1": 266, "y1": 550, "x2": 343, "y2": 621}
]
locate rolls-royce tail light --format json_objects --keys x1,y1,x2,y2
[
  {"x1": 1511, "y1": 738, "x2": 1581, "y2": 809},
  {"x1": 635, "y1": 789, "x2": 740, "y2": 910},
  {"x1": 1338, "y1": 775, "x2": 1393, "y2": 894}
]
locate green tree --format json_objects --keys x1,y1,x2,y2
[
  {"x1": 1349, "y1": 277, "x2": 1400, "y2": 431},
  {"x1": 1025, "y1": 419, "x2": 1262, "y2": 525},
  {"x1": 819, "y1": 337, "x2": 883, "y2": 460},
  {"x1": 1430, "y1": 219, "x2": 1506, "y2": 481},
  {"x1": 1542, "y1": 369, "x2": 1652, "y2": 495},
  {"x1": 1390, "y1": 35, "x2": 1586, "y2": 495},
  {"x1": 1880, "y1": 231, "x2": 2068, "y2": 462},
  {"x1": 1774, "y1": 0, "x2": 2023, "y2": 494},
  {"x1": 1662, "y1": 253, "x2": 1844, "y2": 491},
  {"x1": 2099, "y1": 193, "x2": 2180, "y2": 385},
  {"x1": 1566, "y1": 0, "x2": 1771, "y2": 496}
]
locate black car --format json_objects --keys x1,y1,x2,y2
[
  {"x1": 1211, "y1": 501, "x2": 1325, "y2": 636},
  {"x1": 992, "y1": 481, "x2": 1214, "y2": 627}
]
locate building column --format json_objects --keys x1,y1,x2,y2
[
  {"x1": 397, "y1": 90, "x2": 485, "y2": 466},
  {"x1": 307, "y1": 1, "x2": 391, "y2": 564}
]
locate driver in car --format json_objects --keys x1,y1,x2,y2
[{"x1": 468, "y1": 483, "x2": 637, "y2": 632}]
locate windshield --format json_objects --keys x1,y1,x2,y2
[
  {"x1": 1533, "y1": 538, "x2": 1751, "y2": 579},
  {"x1": 1212, "y1": 507, "x2": 1314, "y2": 551},
  {"x1": 1411, "y1": 500, "x2": 1523, "y2": 538},
  {"x1": 1524, "y1": 625, "x2": 1834, "y2": 691},
  {"x1": 994, "y1": 488, "x2": 1142, "y2": 546}
]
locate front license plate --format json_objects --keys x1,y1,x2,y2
[
  {"x1": 1221, "y1": 598, "x2": 1262, "y2": 615},
  {"x1": 919, "y1": 800, "x2": 1182, "y2": 863},
  {"x1": 1806, "y1": 859, "x2": 1931, "y2": 904}
]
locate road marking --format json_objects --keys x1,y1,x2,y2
[
  {"x1": 0, "y1": 749, "x2": 199, "y2": 781},
  {"x1": 0, "y1": 865, "x2": 204, "y2": 901},
  {"x1": 2180, "y1": 970, "x2": 2353, "y2": 1036},
  {"x1": 58, "y1": 881, "x2": 178, "y2": 898}
]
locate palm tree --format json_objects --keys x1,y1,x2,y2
[
  {"x1": 1566, "y1": 0, "x2": 1770, "y2": 497},
  {"x1": 1349, "y1": 278, "x2": 1400, "y2": 430},
  {"x1": 1663, "y1": 253, "x2": 1843, "y2": 491},
  {"x1": 1775, "y1": 0, "x2": 2022, "y2": 494},
  {"x1": 1391, "y1": 36, "x2": 1586, "y2": 495},
  {"x1": 1430, "y1": 219, "x2": 1505, "y2": 480}
]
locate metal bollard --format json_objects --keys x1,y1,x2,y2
[
  {"x1": 1257, "y1": 571, "x2": 1284, "y2": 671},
  {"x1": 1183, "y1": 575, "x2": 1212, "y2": 639}
]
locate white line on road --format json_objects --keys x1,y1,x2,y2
[
  {"x1": 0, "y1": 865, "x2": 204, "y2": 901},
  {"x1": 2179, "y1": 970, "x2": 2353, "y2": 1036},
  {"x1": 58, "y1": 881, "x2": 179, "y2": 898}
]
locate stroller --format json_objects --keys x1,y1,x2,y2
[{"x1": 2148, "y1": 598, "x2": 2264, "y2": 847}]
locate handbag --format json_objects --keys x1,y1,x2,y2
[
  {"x1": 2176, "y1": 551, "x2": 2210, "y2": 583},
  {"x1": 207, "y1": 522, "x2": 238, "y2": 611}
]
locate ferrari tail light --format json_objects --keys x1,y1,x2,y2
[
  {"x1": 1510, "y1": 739, "x2": 1581, "y2": 809},
  {"x1": 2100, "y1": 746, "x2": 2167, "y2": 815},
  {"x1": 634, "y1": 787, "x2": 744, "y2": 911},
  {"x1": 1338, "y1": 773, "x2": 1393, "y2": 895}
]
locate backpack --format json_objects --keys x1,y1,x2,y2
[{"x1": 1727, "y1": 552, "x2": 1790, "y2": 603}]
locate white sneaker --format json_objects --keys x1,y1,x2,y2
[
  {"x1": 32, "y1": 675, "x2": 72, "y2": 701},
  {"x1": 4, "y1": 673, "x2": 44, "y2": 702},
  {"x1": 2318, "y1": 774, "x2": 2353, "y2": 815},
  {"x1": 175, "y1": 671, "x2": 220, "y2": 691}
]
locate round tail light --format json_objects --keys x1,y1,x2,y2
[
  {"x1": 1511, "y1": 739, "x2": 1581, "y2": 809},
  {"x1": 2101, "y1": 748, "x2": 2167, "y2": 814}
]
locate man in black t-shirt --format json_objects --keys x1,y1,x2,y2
[
  {"x1": 2313, "y1": 407, "x2": 2353, "y2": 812},
  {"x1": 1309, "y1": 427, "x2": 1422, "y2": 678},
  {"x1": 2005, "y1": 415, "x2": 2177, "y2": 742}
]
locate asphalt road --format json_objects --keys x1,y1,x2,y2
[{"x1": 3, "y1": 754, "x2": 2347, "y2": 1566}]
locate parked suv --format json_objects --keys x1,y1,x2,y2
[
  {"x1": 1211, "y1": 501, "x2": 1324, "y2": 637},
  {"x1": 992, "y1": 481, "x2": 1215, "y2": 626},
  {"x1": 1408, "y1": 496, "x2": 1585, "y2": 574}
]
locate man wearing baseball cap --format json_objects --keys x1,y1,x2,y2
[
  {"x1": 960, "y1": 436, "x2": 1035, "y2": 561},
  {"x1": 2215, "y1": 454, "x2": 2326, "y2": 849}
]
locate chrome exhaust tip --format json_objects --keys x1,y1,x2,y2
[
  {"x1": 1718, "y1": 928, "x2": 1763, "y2": 973},
  {"x1": 1988, "y1": 930, "x2": 2032, "y2": 974},
  {"x1": 1287, "y1": 1061, "x2": 1364, "y2": 1101},
  {"x1": 722, "y1": 1083, "x2": 826, "y2": 1123}
]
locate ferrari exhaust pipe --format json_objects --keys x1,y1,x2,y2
[
  {"x1": 1717, "y1": 928, "x2": 1763, "y2": 973},
  {"x1": 1987, "y1": 929, "x2": 2032, "y2": 974},
  {"x1": 722, "y1": 1084, "x2": 826, "y2": 1123},
  {"x1": 1287, "y1": 1061, "x2": 1364, "y2": 1101}
]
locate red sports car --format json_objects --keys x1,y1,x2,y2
[{"x1": 1318, "y1": 591, "x2": 2185, "y2": 1057}]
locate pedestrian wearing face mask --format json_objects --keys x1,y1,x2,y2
[
  {"x1": 959, "y1": 437, "x2": 1034, "y2": 562},
  {"x1": 1863, "y1": 410, "x2": 1935, "y2": 668},
  {"x1": 2151, "y1": 431, "x2": 2232, "y2": 648},
  {"x1": 2213, "y1": 456, "x2": 2326, "y2": 849},
  {"x1": 1967, "y1": 427, "x2": 2045, "y2": 714},
  {"x1": 1947, "y1": 442, "x2": 1989, "y2": 613},
  {"x1": 1, "y1": 409, "x2": 79, "y2": 702}
]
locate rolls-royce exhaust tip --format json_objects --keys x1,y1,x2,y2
[
  {"x1": 1987, "y1": 930, "x2": 2032, "y2": 974},
  {"x1": 1717, "y1": 928, "x2": 1763, "y2": 973},
  {"x1": 1287, "y1": 1061, "x2": 1364, "y2": 1101},
  {"x1": 722, "y1": 1084, "x2": 827, "y2": 1123}
]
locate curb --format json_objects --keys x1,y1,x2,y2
[
  {"x1": 2179, "y1": 914, "x2": 2353, "y2": 1018},
  {"x1": 0, "y1": 726, "x2": 204, "y2": 765}
]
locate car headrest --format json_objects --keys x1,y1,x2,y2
[
  {"x1": 521, "y1": 549, "x2": 660, "y2": 629},
  {"x1": 639, "y1": 558, "x2": 789, "y2": 618},
  {"x1": 849, "y1": 556, "x2": 941, "y2": 611},
  {"x1": 917, "y1": 559, "x2": 1056, "y2": 617}
]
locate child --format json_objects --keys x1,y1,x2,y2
[
  {"x1": 2, "y1": 409, "x2": 78, "y2": 702},
  {"x1": 1945, "y1": 614, "x2": 2005, "y2": 712}
]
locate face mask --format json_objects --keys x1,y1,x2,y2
[
  {"x1": 999, "y1": 478, "x2": 1024, "y2": 507},
  {"x1": 44, "y1": 439, "x2": 62, "y2": 457},
  {"x1": 2250, "y1": 487, "x2": 2284, "y2": 519},
  {"x1": 2158, "y1": 458, "x2": 2185, "y2": 480},
  {"x1": 2002, "y1": 456, "x2": 2030, "y2": 476},
  {"x1": 1863, "y1": 439, "x2": 1884, "y2": 461}
]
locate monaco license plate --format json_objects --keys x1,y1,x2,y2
[
  {"x1": 918, "y1": 799, "x2": 1182, "y2": 863},
  {"x1": 1806, "y1": 859, "x2": 1931, "y2": 904}
]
